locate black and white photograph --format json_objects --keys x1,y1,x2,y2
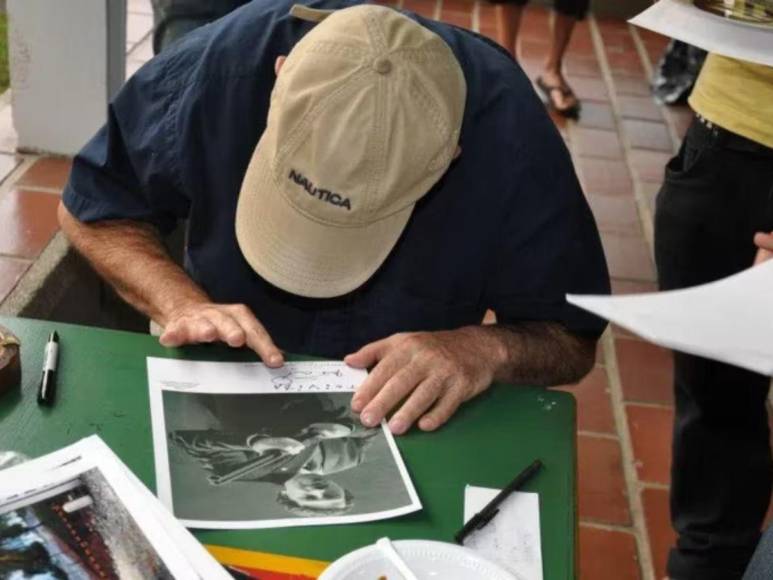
[
  {"x1": 0, "y1": 469, "x2": 173, "y2": 580},
  {"x1": 157, "y1": 390, "x2": 420, "y2": 528},
  {"x1": 147, "y1": 354, "x2": 420, "y2": 529}
]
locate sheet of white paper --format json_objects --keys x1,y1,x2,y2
[
  {"x1": 463, "y1": 486, "x2": 543, "y2": 580},
  {"x1": 568, "y1": 260, "x2": 773, "y2": 376},
  {"x1": 147, "y1": 357, "x2": 421, "y2": 530},
  {"x1": 629, "y1": 0, "x2": 773, "y2": 67},
  {"x1": 0, "y1": 435, "x2": 230, "y2": 580}
]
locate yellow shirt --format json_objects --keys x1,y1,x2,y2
[{"x1": 689, "y1": 54, "x2": 773, "y2": 149}]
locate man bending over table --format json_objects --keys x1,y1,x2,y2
[{"x1": 58, "y1": 0, "x2": 609, "y2": 435}]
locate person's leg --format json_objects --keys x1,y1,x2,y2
[
  {"x1": 539, "y1": 12, "x2": 578, "y2": 112},
  {"x1": 655, "y1": 119, "x2": 773, "y2": 580},
  {"x1": 668, "y1": 355, "x2": 771, "y2": 579},
  {"x1": 495, "y1": 2, "x2": 524, "y2": 59},
  {"x1": 533, "y1": 0, "x2": 587, "y2": 116}
]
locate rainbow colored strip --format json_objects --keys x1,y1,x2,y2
[{"x1": 206, "y1": 544, "x2": 330, "y2": 579}]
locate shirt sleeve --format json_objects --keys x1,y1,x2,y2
[
  {"x1": 62, "y1": 51, "x2": 190, "y2": 235},
  {"x1": 485, "y1": 121, "x2": 610, "y2": 338}
]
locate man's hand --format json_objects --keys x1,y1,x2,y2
[
  {"x1": 753, "y1": 231, "x2": 773, "y2": 265},
  {"x1": 57, "y1": 205, "x2": 285, "y2": 367},
  {"x1": 344, "y1": 327, "x2": 504, "y2": 435},
  {"x1": 159, "y1": 302, "x2": 284, "y2": 367},
  {"x1": 345, "y1": 322, "x2": 596, "y2": 436}
]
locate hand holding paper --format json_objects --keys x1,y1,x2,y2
[{"x1": 754, "y1": 231, "x2": 773, "y2": 265}]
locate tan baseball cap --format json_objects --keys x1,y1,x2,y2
[{"x1": 235, "y1": 3, "x2": 467, "y2": 298}]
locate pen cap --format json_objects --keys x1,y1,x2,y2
[{"x1": 44, "y1": 331, "x2": 59, "y2": 371}]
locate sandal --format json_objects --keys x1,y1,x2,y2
[{"x1": 536, "y1": 76, "x2": 581, "y2": 119}]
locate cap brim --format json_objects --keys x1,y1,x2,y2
[{"x1": 235, "y1": 134, "x2": 413, "y2": 298}]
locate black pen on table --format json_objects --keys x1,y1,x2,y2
[
  {"x1": 454, "y1": 458, "x2": 543, "y2": 545},
  {"x1": 37, "y1": 331, "x2": 59, "y2": 406}
]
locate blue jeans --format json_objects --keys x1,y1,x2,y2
[{"x1": 744, "y1": 525, "x2": 773, "y2": 580}]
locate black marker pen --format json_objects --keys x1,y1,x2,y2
[{"x1": 37, "y1": 331, "x2": 59, "y2": 406}]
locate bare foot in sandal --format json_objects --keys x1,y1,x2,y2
[{"x1": 536, "y1": 70, "x2": 580, "y2": 118}]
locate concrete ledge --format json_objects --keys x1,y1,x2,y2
[
  {"x1": 0, "y1": 232, "x2": 74, "y2": 318},
  {"x1": 0, "y1": 232, "x2": 148, "y2": 331}
]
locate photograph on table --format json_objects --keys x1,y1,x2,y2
[
  {"x1": 147, "y1": 358, "x2": 420, "y2": 529},
  {"x1": 0, "y1": 435, "x2": 232, "y2": 580},
  {"x1": 0, "y1": 468, "x2": 173, "y2": 579}
]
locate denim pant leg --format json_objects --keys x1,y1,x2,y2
[
  {"x1": 744, "y1": 525, "x2": 773, "y2": 580},
  {"x1": 655, "y1": 119, "x2": 773, "y2": 580}
]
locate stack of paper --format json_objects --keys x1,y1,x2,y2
[{"x1": 0, "y1": 435, "x2": 230, "y2": 579}]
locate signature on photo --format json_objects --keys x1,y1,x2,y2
[{"x1": 270, "y1": 368, "x2": 347, "y2": 391}]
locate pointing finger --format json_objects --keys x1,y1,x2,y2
[
  {"x1": 245, "y1": 324, "x2": 284, "y2": 368},
  {"x1": 227, "y1": 304, "x2": 284, "y2": 367}
]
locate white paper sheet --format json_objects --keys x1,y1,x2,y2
[
  {"x1": 568, "y1": 260, "x2": 773, "y2": 375},
  {"x1": 0, "y1": 435, "x2": 230, "y2": 580},
  {"x1": 629, "y1": 0, "x2": 773, "y2": 67},
  {"x1": 462, "y1": 486, "x2": 543, "y2": 580},
  {"x1": 147, "y1": 357, "x2": 421, "y2": 529}
]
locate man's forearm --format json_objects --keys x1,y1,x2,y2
[
  {"x1": 57, "y1": 202, "x2": 208, "y2": 325},
  {"x1": 469, "y1": 322, "x2": 597, "y2": 386}
]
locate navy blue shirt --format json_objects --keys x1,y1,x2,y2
[{"x1": 63, "y1": 0, "x2": 610, "y2": 359}]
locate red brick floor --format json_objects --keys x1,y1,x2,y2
[
  {"x1": 580, "y1": 526, "x2": 642, "y2": 580},
  {"x1": 0, "y1": 2, "x2": 714, "y2": 579}
]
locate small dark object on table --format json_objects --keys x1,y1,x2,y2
[{"x1": 0, "y1": 324, "x2": 21, "y2": 396}]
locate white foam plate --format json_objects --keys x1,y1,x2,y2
[{"x1": 319, "y1": 539, "x2": 515, "y2": 580}]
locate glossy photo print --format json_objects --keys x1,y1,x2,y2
[
  {"x1": 147, "y1": 358, "x2": 421, "y2": 529},
  {"x1": 0, "y1": 469, "x2": 172, "y2": 579}
]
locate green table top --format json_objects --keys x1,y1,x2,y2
[{"x1": 0, "y1": 316, "x2": 577, "y2": 578}]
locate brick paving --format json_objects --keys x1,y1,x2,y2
[{"x1": 0, "y1": 1, "x2": 714, "y2": 579}]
